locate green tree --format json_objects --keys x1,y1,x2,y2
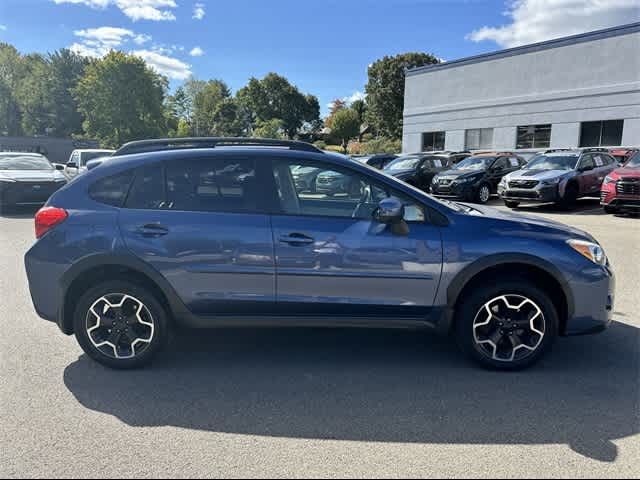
[
  {"x1": 74, "y1": 51, "x2": 167, "y2": 147},
  {"x1": 254, "y1": 118, "x2": 284, "y2": 139},
  {"x1": 0, "y1": 43, "x2": 24, "y2": 135},
  {"x1": 176, "y1": 117, "x2": 191, "y2": 137},
  {"x1": 15, "y1": 54, "x2": 53, "y2": 136},
  {"x1": 365, "y1": 52, "x2": 439, "y2": 138},
  {"x1": 237, "y1": 73, "x2": 320, "y2": 139},
  {"x1": 47, "y1": 49, "x2": 89, "y2": 137},
  {"x1": 330, "y1": 108, "x2": 361, "y2": 153},
  {"x1": 192, "y1": 79, "x2": 242, "y2": 136},
  {"x1": 350, "y1": 98, "x2": 367, "y2": 141}
]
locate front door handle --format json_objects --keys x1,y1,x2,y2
[
  {"x1": 136, "y1": 223, "x2": 169, "y2": 237},
  {"x1": 279, "y1": 233, "x2": 314, "y2": 246}
]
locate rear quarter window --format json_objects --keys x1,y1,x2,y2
[{"x1": 89, "y1": 170, "x2": 135, "y2": 207}]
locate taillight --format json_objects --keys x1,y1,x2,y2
[{"x1": 35, "y1": 207, "x2": 68, "y2": 239}]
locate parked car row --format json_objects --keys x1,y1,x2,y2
[{"x1": 356, "y1": 147, "x2": 639, "y2": 214}]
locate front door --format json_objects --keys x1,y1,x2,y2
[
  {"x1": 118, "y1": 156, "x2": 276, "y2": 316},
  {"x1": 269, "y1": 158, "x2": 443, "y2": 318}
]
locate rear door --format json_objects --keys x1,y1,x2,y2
[
  {"x1": 269, "y1": 157, "x2": 443, "y2": 319},
  {"x1": 118, "y1": 155, "x2": 277, "y2": 317}
]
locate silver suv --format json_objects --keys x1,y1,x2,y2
[{"x1": 498, "y1": 149, "x2": 617, "y2": 208}]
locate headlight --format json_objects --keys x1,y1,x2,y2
[
  {"x1": 432, "y1": 176, "x2": 439, "y2": 184},
  {"x1": 541, "y1": 178, "x2": 560, "y2": 186},
  {"x1": 499, "y1": 177, "x2": 508, "y2": 186},
  {"x1": 567, "y1": 239, "x2": 607, "y2": 266},
  {"x1": 603, "y1": 175, "x2": 615, "y2": 185}
]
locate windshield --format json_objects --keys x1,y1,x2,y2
[
  {"x1": 525, "y1": 155, "x2": 578, "y2": 171},
  {"x1": 456, "y1": 157, "x2": 490, "y2": 170},
  {"x1": 626, "y1": 152, "x2": 640, "y2": 167},
  {"x1": 385, "y1": 156, "x2": 422, "y2": 172},
  {"x1": 0, "y1": 154, "x2": 53, "y2": 171}
]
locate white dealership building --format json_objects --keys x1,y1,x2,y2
[{"x1": 402, "y1": 23, "x2": 640, "y2": 153}]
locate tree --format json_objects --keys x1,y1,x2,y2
[
  {"x1": 47, "y1": 49, "x2": 89, "y2": 137},
  {"x1": 237, "y1": 73, "x2": 320, "y2": 139},
  {"x1": 14, "y1": 54, "x2": 53, "y2": 136},
  {"x1": 350, "y1": 98, "x2": 367, "y2": 141},
  {"x1": 192, "y1": 79, "x2": 244, "y2": 136},
  {"x1": 254, "y1": 118, "x2": 284, "y2": 139},
  {"x1": 0, "y1": 43, "x2": 24, "y2": 135},
  {"x1": 330, "y1": 108, "x2": 361, "y2": 153},
  {"x1": 365, "y1": 52, "x2": 439, "y2": 139},
  {"x1": 74, "y1": 51, "x2": 167, "y2": 147}
]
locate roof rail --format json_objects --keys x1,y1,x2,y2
[
  {"x1": 114, "y1": 137, "x2": 323, "y2": 156},
  {"x1": 543, "y1": 148, "x2": 573, "y2": 153},
  {"x1": 580, "y1": 147, "x2": 610, "y2": 153}
]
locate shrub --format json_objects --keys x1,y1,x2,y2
[
  {"x1": 313, "y1": 140, "x2": 327, "y2": 150},
  {"x1": 324, "y1": 145, "x2": 345, "y2": 153},
  {"x1": 362, "y1": 137, "x2": 401, "y2": 155}
]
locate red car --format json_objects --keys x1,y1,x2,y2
[
  {"x1": 609, "y1": 147, "x2": 639, "y2": 166},
  {"x1": 601, "y1": 151, "x2": 640, "y2": 214}
]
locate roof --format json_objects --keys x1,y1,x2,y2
[
  {"x1": 73, "y1": 149, "x2": 115, "y2": 153},
  {"x1": 407, "y1": 22, "x2": 640, "y2": 77}
]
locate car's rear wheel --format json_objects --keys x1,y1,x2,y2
[
  {"x1": 455, "y1": 278, "x2": 558, "y2": 370},
  {"x1": 73, "y1": 280, "x2": 170, "y2": 369},
  {"x1": 476, "y1": 183, "x2": 491, "y2": 204},
  {"x1": 504, "y1": 200, "x2": 520, "y2": 208}
]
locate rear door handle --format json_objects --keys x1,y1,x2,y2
[
  {"x1": 279, "y1": 233, "x2": 314, "y2": 246},
  {"x1": 136, "y1": 223, "x2": 169, "y2": 237}
]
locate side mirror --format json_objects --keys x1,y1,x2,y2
[
  {"x1": 66, "y1": 162, "x2": 78, "y2": 170},
  {"x1": 374, "y1": 196, "x2": 405, "y2": 224},
  {"x1": 54, "y1": 164, "x2": 65, "y2": 171},
  {"x1": 579, "y1": 164, "x2": 594, "y2": 172}
]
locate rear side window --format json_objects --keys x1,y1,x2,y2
[
  {"x1": 89, "y1": 170, "x2": 135, "y2": 207},
  {"x1": 165, "y1": 158, "x2": 259, "y2": 213},
  {"x1": 125, "y1": 166, "x2": 165, "y2": 210}
]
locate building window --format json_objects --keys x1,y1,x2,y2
[
  {"x1": 422, "y1": 131, "x2": 445, "y2": 151},
  {"x1": 465, "y1": 128, "x2": 494, "y2": 150},
  {"x1": 516, "y1": 124, "x2": 551, "y2": 149},
  {"x1": 580, "y1": 120, "x2": 624, "y2": 147}
]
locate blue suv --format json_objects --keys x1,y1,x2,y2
[{"x1": 25, "y1": 138, "x2": 615, "y2": 370}]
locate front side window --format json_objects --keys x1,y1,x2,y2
[
  {"x1": 465, "y1": 128, "x2": 494, "y2": 150},
  {"x1": 580, "y1": 120, "x2": 624, "y2": 147},
  {"x1": 422, "y1": 131, "x2": 445, "y2": 152},
  {"x1": 516, "y1": 124, "x2": 551, "y2": 149},
  {"x1": 165, "y1": 158, "x2": 258, "y2": 213},
  {"x1": 579, "y1": 155, "x2": 596, "y2": 170},
  {"x1": 272, "y1": 160, "x2": 425, "y2": 222},
  {"x1": 384, "y1": 155, "x2": 423, "y2": 172}
]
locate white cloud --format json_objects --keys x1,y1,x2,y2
[
  {"x1": 133, "y1": 33, "x2": 152, "y2": 45},
  {"x1": 344, "y1": 91, "x2": 365, "y2": 104},
  {"x1": 468, "y1": 0, "x2": 640, "y2": 48},
  {"x1": 52, "y1": 0, "x2": 177, "y2": 22},
  {"x1": 189, "y1": 46, "x2": 204, "y2": 57},
  {"x1": 71, "y1": 26, "x2": 137, "y2": 57},
  {"x1": 193, "y1": 2, "x2": 205, "y2": 20},
  {"x1": 132, "y1": 49, "x2": 192, "y2": 79},
  {"x1": 0, "y1": 25, "x2": 7, "y2": 31}
]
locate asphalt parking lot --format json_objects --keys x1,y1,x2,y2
[{"x1": 1, "y1": 198, "x2": 638, "y2": 478}]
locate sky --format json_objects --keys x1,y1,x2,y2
[{"x1": 0, "y1": 0, "x2": 638, "y2": 115}]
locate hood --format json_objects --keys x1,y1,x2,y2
[
  {"x1": 506, "y1": 169, "x2": 571, "y2": 182},
  {"x1": 439, "y1": 169, "x2": 483, "y2": 179},
  {"x1": 389, "y1": 169, "x2": 415, "y2": 178},
  {"x1": 462, "y1": 203, "x2": 595, "y2": 241},
  {"x1": 0, "y1": 169, "x2": 65, "y2": 182},
  {"x1": 611, "y1": 165, "x2": 640, "y2": 178}
]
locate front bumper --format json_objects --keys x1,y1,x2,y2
[
  {"x1": 601, "y1": 183, "x2": 640, "y2": 210},
  {"x1": 498, "y1": 184, "x2": 559, "y2": 203},
  {"x1": 564, "y1": 264, "x2": 615, "y2": 336},
  {"x1": 0, "y1": 181, "x2": 64, "y2": 207},
  {"x1": 431, "y1": 181, "x2": 475, "y2": 200}
]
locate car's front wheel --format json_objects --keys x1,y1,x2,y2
[
  {"x1": 504, "y1": 200, "x2": 520, "y2": 208},
  {"x1": 74, "y1": 280, "x2": 170, "y2": 369},
  {"x1": 455, "y1": 278, "x2": 558, "y2": 370},
  {"x1": 475, "y1": 183, "x2": 491, "y2": 204},
  {"x1": 604, "y1": 205, "x2": 618, "y2": 214}
]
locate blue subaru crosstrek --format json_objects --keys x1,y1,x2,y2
[{"x1": 25, "y1": 138, "x2": 615, "y2": 370}]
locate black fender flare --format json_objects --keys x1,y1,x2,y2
[
  {"x1": 446, "y1": 253, "x2": 575, "y2": 319},
  {"x1": 59, "y1": 253, "x2": 191, "y2": 333}
]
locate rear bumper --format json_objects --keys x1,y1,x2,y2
[{"x1": 564, "y1": 265, "x2": 615, "y2": 336}]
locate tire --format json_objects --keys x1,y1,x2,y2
[
  {"x1": 455, "y1": 277, "x2": 558, "y2": 371},
  {"x1": 504, "y1": 200, "x2": 520, "y2": 209},
  {"x1": 604, "y1": 205, "x2": 618, "y2": 214},
  {"x1": 475, "y1": 183, "x2": 491, "y2": 204},
  {"x1": 73, "y1": 280, "x2": 170, "y2": 369},
  {"x1": 558, "y1": 183, "x2": 578, "y2": 209}
]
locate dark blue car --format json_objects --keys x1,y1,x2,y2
[{"x1": 25, "y1": 138, "x2": 615, "y2": 370}]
